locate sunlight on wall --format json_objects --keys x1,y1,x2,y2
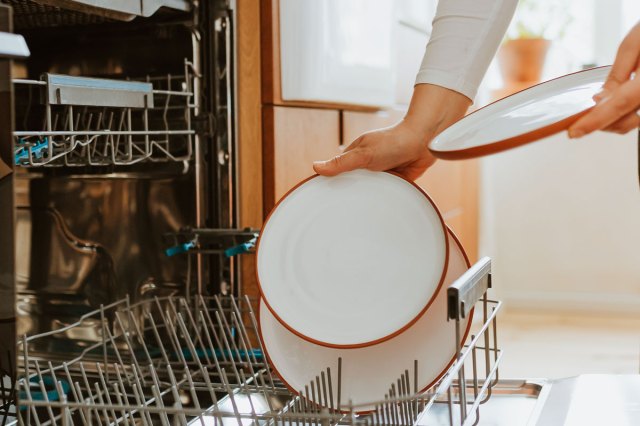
[
  {"x1": 478, "y1": 0, "x2": 640, "y2": 314},
  {"x1": 623, "y1": 0, "x2": 640, "y2": 32}
]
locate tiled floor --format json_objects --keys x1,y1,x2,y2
[{"x1": 495, "y1": 309, "x2": 640, "y2": 379}]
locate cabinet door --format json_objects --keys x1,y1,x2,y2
[
  {"x1": 341, "y1": 110, "x2": 404, "y2": 147},
  {"x1": 342, "y1": 110, "x2": 479, "y2": 261},
  {"x1": 263, "y1": 106, "x2": 341, "y2": 211},
  {"x1": 415, "y1": 160, "x2": 478, "y2": 262}
]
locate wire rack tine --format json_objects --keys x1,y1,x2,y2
[{"x1": 242, "y1": 294, "x2": 277, "y2": 390}]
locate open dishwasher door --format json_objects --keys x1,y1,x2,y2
[{"x1": 532, "y1": 375, "x2": 640, "y2": 425}]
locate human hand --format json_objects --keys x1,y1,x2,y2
[
  {"x1": 312, "y1": 84, "x2": 471, "y2": 180},
  {"x1": 568, "y1": 22, "x2": 640, "y2": 138},
  {"x1": 312, "y1": 120, "x2": 436, "y2": 181}
]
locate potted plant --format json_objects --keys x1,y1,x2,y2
[{"x1": 498, "y1": 0, "x2": 572, "y2": 85}]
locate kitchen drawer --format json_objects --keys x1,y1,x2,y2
[
  {"x1": 263, "y1": 106, "x2": 341, "y2": 211},
  {"x1": 341, "y1": 109, "x2": 405, "y2": 146}
]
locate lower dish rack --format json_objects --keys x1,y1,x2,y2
[{"x1": 12, "y1": 257, "x2": 520, "y2": 426}]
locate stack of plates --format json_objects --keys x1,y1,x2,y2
[
  {"x1": 256, "y1": 170, "x2": 472, "y2": 412},
  {"x1": 256, "y1": 66, "x2": 613, "y2": 413}
]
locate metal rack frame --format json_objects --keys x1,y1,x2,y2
[
  {"x1": 12, "y1": 62, "x2": 196, "y2": 168},
  {"x1": 12, "y1": 257, "x2": 502, "y2": 426}
]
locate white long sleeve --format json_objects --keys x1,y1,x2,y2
[{"x1": 415, "y1": 0, "x2": 518, "y2": 101}]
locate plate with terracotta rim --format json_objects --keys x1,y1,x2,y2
[
  {"x1": 429, "y1": 66, "x2": 611, "y2": 160},
  {"x1": 259, "y1": 227, "x2": 472, "y2": 413},
  {"x1": 256, "y1": 169, "x2": 448, "y2": 348}
]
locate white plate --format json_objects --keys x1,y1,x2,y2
[
  {"x1": 259, "y1": 228, "x2": 471, "y2": 412},
  {"x1": 257, "y1": 170, "x2": 448, "y2": 348},
  {"x1": 429, "y1": 66, "x2": 611, "y2": 160}
]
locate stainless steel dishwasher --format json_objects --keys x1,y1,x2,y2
[
  {"x1": 1, "y1": 0, "x2": 252, "y2": 421},
  {"x1": 1, "y1": 1, "x2": 639, "y2": 425}
]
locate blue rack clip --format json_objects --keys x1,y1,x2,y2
[
  {"x1": 179, "y1": 347, "x2": 263, "y2": 362},
  {"x1": 15, "y1": 137, "x2": 49, "y2": 165},
  {"x1": 165, "y1": 240, "x2": 196, "y2": 257},
  {"x1": 19, "y1": 376, "x2": 70, "y2": 410},
  {"x1": 224, "y1": 235, "x2": 258, "y2": 258}
]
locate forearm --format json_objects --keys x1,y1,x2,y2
[
  {"x1": 404, "y1": 0, "x2": 517, "y2": 147},
  {"x1": 313, "y1": 0, "x2": 517, "y2": 179},
  {"x1": 402, "y1": 83, "x2": 472, "y2": 143},
  {"x1": 416, "y1": 0, "x2": 518, "y2": 100}
]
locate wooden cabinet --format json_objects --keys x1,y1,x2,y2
[
  {"x1": 237, "y1": 1, "x2": 480, "y2": 300},
  {"x1": 341, "y1": 110, "x2": 404, "y2": 146},
  {"x1": 263, "y1": 106, "x2": 341, "y2": 211},
  {"x1": 342, "y1": 111, "x2": 479, "y2": 261},
  {"x1": 417, "y1": 160, "x2": 479, "y2": 262}
]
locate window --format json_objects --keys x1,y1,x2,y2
[{"x1": 480, "y1": 0, "x2": 640, "y2": 103}]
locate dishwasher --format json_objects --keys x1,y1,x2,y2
[{"x1": 1, "y1": 1, "x2": 639, "y2": 425}]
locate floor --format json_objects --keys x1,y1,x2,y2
[{"x1": 495, "y1": 309, "x2": 640, "y2": 379}]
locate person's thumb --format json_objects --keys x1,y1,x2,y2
[{"x1": 313, "y1": 149, "x2": 371, "y2": 177}]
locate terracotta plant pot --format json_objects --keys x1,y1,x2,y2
[{"x1": 498, "y1": 38, "x2": 551, "y2": 85}]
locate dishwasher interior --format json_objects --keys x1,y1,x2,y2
[
  {"x1": 1, "y1": 1, "x2": 638, "y2": 425},
  {"x1": 1, "y1": 0, "x2": 251, "y2": 420}
]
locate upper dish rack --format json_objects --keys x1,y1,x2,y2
[{"x1": 12, "y1": 60, "x2": 196, "y2": 168}]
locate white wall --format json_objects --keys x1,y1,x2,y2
[
  {"x1": 479, "y1": 130, "x2": 640, "y2": 314},
  {"x1": 393, "y1": 0, "x2": 436, "y2": 105}
]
